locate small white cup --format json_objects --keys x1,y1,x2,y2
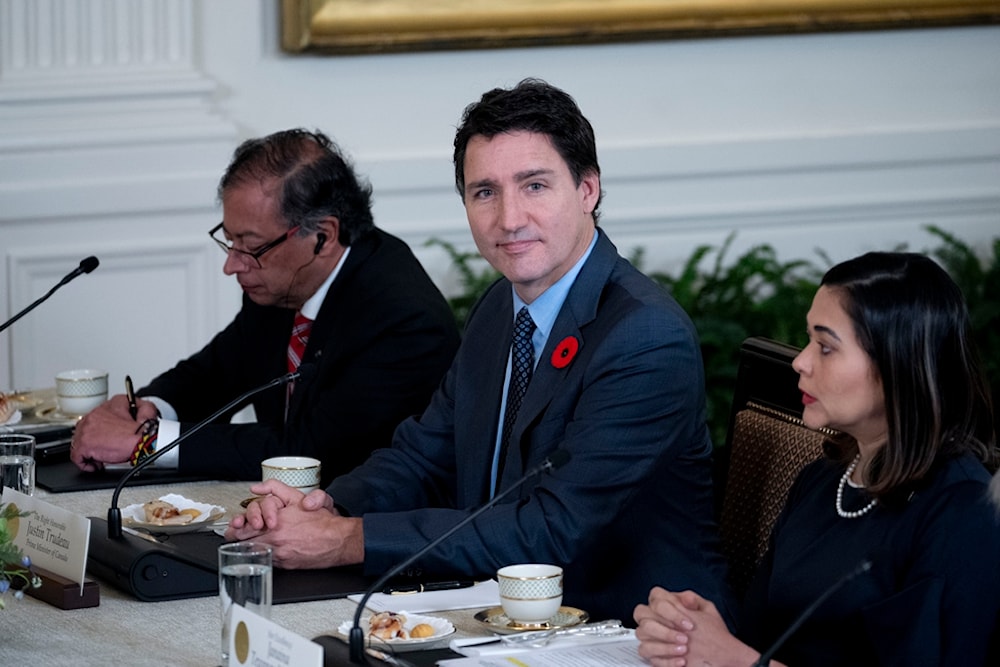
[
  {"x1": 55, "y1": 369, "x2": 109, "y2": 417},
  {"x1": 497, "y1": 563, "x2": 563, "y2": 626},
  {"x1": 261, "y1": 456, "x2": 321, "y2": 492}
]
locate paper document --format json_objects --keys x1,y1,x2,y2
[
  {"x1": 450, "y1": 627, "x2": 634, "y2": 658},
  {"x1": 438, "y1": 638, "x2": 644, "y2": 666},
  {"x1": 349, "y1": 579, "x2": 500, "y2": 613}
]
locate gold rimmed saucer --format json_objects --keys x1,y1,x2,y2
[
  {"x1": 473, "y1": 606, "x2": 589, "y2": 634},
  {"x1": 34, "y1": 405, "x2": 82, "y2": 423}
]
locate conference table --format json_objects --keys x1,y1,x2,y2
[{"x1": 3, "y1": 475, "x2": 497, "y2": 667}]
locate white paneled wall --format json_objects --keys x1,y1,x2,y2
[
  {"x1": 0, "y1": 0, "x2": 239, "y2": 390},
  {"x1": 1, "y1": 0, "x2": 998, "y2": 393}
]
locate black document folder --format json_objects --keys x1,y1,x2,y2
[
  {"x1": 37, "y1": 460, "x2": 213, "y2": 493},
  {"x1": 87, "y1": 517, "x2": 373, "y2": 603}
]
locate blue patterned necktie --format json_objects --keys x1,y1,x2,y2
[{"x1": 497, "y1": 306, "x2": 536, "y2": 485}]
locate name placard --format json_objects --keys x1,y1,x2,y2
[
  {"x1": 2, "y1": 488, "x2": 90, "y2": 593},
  {"x1": 228, "y1": 604, "x2": 323, "y2": 667}
]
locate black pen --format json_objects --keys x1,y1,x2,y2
[
  {"x1": 383, "y1": 580, "x2": 475, "y2": 595},
  {"x1": 125, "y1": 375, "x2": 138, "y2": 421}
]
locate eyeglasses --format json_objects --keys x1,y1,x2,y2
[{"x1": 209, "y1": 222, "x2": 301, "y2": 268}]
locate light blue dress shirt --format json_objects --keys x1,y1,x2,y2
[{"x1": 489, "y1": 232, "x2": 598, "y2": 497}]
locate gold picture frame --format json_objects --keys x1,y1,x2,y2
[{"x1": 282, "y1": 0, "x2": 1000, "y2": 54}]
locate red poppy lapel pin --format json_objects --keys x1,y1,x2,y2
[{"x1": 551, "y1": 336, "x2": 579, "y2": 369}]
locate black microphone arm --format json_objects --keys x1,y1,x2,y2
[
  {"x1": 348, "y1": 449, "x2": 572, "y2": 664},
  {"x1": 106, "y1": 363, "x2": 316, "y2": 539},
  {"x1": 750, "y1": 557, "x2": 873, "y2": 667},
  {"x1": 0, "y1": 256, "x2": 100, "y2": 334}
]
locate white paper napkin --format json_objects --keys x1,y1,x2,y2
[{"x1": 349, "y1": 579, "x2": 500, "y2": 614}]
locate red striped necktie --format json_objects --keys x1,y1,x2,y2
[
  {"x1": 286, "y1": 312, "x2": 312, "y2": 420},
  {"x1": 287, "y1": 312, "x2": 312, "y2": 374}
]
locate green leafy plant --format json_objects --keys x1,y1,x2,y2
[
  {"x1": 425, "y1": 238, "x2": 501, "y2": 329},
  {"x1": 0, "y1": 503, "x2": 41, "y2": 609},
  {"x1": 924, "y1": 225, "x2": 1000, "y2": 409},
  {"x1": 645, "y1": 234, "x2": 826, "y2": 446}
]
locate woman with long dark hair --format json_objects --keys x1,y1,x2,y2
[{"x1": 635, "y1": 252, "x2": 1000, "y2": 666}]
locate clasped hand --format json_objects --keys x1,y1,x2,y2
[
  {"x1": 634, "y1": 587, "x2": 766, "y2": 667},
  {"x1": 225, "y1": 479, "x2": 364, "y2": 569}
]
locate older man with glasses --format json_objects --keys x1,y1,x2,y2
[{"x1": 71, "y1": 129, "x2": 460, "y2": 484}]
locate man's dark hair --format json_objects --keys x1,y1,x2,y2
[
  {"x1": 218, "y1": 129, "x2": 375, "y2": 245},
  {"x1": 453, "y1": 78, "x2": 603, "y2": 222}
]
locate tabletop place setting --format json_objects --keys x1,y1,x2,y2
[
  {"x1": 322, "y1": 562, "x2": 637, "y2": 666},
  {"x1": 3, "y1": 377, "x2": 642, "y2": 667}
]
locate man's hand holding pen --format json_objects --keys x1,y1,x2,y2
[{"x1": 70, "y1": 392, "x2": 159, "y2": 471}]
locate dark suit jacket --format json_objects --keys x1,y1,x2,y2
[
  {"x1": 330, "y1": 229, "x2": 734, "y2": 623},
  {"x1": 139, "y1": 229, "x2": 460, "y2": 485},
  {"x1": 741, "y1": 454, "x2": 1000, "y2": 667}
]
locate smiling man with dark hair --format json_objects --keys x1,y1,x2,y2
[{"x1": 228, "y1": 84, "x2": 734, "y2": 624}]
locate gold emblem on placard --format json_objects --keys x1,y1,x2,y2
[
  {"x1": 235, "y1": 620, "x2": 251, "y2": 663},
  {"x1": 6, "y1": 502, "x2": 20, "y2": 538}
]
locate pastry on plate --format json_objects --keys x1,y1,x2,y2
[{"x1": 142, "y1": 499, "x2": 202, "y2": 525}]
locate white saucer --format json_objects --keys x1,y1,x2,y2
[
  {"x1": 473, "y1": 606, "x2": 589, "y2": 634},
  {"x1": 34, "y1": 405, "x2": 82, "y2": 423}
]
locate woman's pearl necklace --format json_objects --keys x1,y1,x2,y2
[{"x1": 836, "y1": 454, "x2": 877, "y2": 519}]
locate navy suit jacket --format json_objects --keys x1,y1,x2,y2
[
  {"x1": 139, "y1": 229, "x2": 460, "y2": 485},
  {"x1": 330, "y1": 230, "x2": 734, "y2": 623}
]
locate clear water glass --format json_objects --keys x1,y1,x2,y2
[
  {"x1": 0, "y1": 433, "x2": 36, "y2": 495},
  {"x1": 218, "y1": 541, "x2": 272, "y2": 663}
]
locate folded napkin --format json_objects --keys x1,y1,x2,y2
[{"x1": 349, "y1": 579, "x2": 500, "y2": 614}]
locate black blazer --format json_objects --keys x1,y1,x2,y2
[{"x1": 140, "y1": 229, "x2": 460, "y2": 485}]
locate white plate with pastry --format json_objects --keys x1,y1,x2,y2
[
  {"x1": 122, "y1": 493, "x2": 226, "y2": 534},
  {"x1": 336, "y1": 611, "x2": 455, "y2": 652},
  {"x1": 0, "y1": 390, "x2": 27, "y2": 424}
]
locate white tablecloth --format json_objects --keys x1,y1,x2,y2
[{"x1": 1, "y1": 479, "x2": 488, "y2": 666}]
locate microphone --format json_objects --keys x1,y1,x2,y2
[
  {"x1": 751, "y1": 557, "x2": 873, "y2": 667},
  {"x1": 106, "y1": 363, "x2": 316, "y2": 539},
  {"x1": 0, "y1": 256, "x2": 100, "y2": 334},
  {"x1": 347, "y1": 449, "x2": 571, "y2": 663}
]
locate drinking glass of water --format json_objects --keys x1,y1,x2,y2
[
  {"x1": 218, "y1": 541, "x2": 273, "y2": 663},
  {"x1": 0, "y1": 433, "x2": 36, "y2": 495}
]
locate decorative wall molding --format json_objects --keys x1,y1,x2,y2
[
  {"x1": 0, "y1": 0, "x2": 236, "y2": 155},
  {"x1": 363, "y1": 123, "x2": 1000, "y2": 241},
  {"x1": 1, "y1": 0, "x2": 196, "y2": 79},
  {"x1": 3, "y1": 240, "x2": 220, "y2": 390},
  {"x1": 0, "y1": 2, "x2": 239, "y2": 390}
]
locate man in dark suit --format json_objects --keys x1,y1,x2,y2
[
  {"x1": 228, "y1": 82, "x2": 733, "y2": 623},
  {"x1": 70, "y1": 129, "x2": 460, "y2": 485}
]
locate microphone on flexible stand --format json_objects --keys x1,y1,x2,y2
[
  {"x1": 750, "y1": 556, "x2": 873, "y2": 667},
  {"x1": 106, "y1": 363, "x2": 317, "y2": 539},
  {"x1": 346, "y1": 449, "x2": 572, "y2": 664},
  {"x1": 0, "y1": 256, "x2": 100, "y2": 333}
]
